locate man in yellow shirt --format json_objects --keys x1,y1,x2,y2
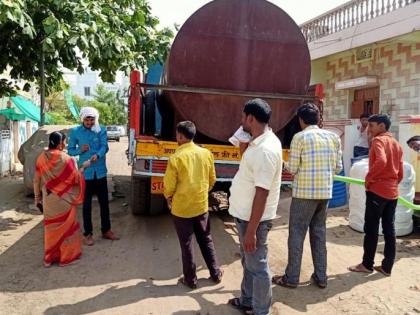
[{"x1": 164, "y1": 121, "x2": 223, "y2": 289}]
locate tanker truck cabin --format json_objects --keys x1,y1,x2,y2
[{"x1": 126, "y1": 0, "x2": 321, "y2": 215}]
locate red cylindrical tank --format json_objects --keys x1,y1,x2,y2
[{"x1": 164, "y1": 0, "x2": 311, "y2": 142}]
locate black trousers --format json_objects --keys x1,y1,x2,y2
[
  {"x1": 83, "y1": 176, "x2": 111, "y2": 236},
  {"x1": 362, "y1": 191, "x2": 398, "y2": 274},
  {"x1": 354, "y1": 146, "x2": 369, "y2": 158},
  {"x1": 173, "y1": 212, "x2": 221, "y2": 285}
]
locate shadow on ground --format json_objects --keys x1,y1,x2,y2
[
  {"x1": 44, "y1": 280, "x2": 237, "y2": 315},
  {"x1": 272, "y1": 271, "x2": 384, "y2": 312}
]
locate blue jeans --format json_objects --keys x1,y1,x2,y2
[{"x1": 235, "y1": 218, "x2": 273, "y2": 315}]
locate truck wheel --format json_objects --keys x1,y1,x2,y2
[
  {"x1": 130, "y1": 175, "x2": 167, "y2": 215},
  {"x1": 130, "y1": 175, "x2": 149, "y2": 215},
  {"x1": 149, "y1": 194, "x2": 167, "y2": 216}
]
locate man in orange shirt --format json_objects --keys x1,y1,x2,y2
[{"x1": 349, "y1": 114, "x2": 403, "y2": 276}]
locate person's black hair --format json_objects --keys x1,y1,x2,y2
[
  {"x1": 243, "y1": 98, "x2": 271, "y2": 124},
  {"x1": 49, "y1": 131, "x2": 66, "y2": 149},
  {"x1": 368, "y1": 114, "x2": 391, "y2": 131},
  {"x1": 407, "y1": 135, "x2": 420, "y2": 145},
  {"x1": 360, "y1": 112, "x2": 370, "y2": 119},
  {"x1": 176, "y1": 121, "x2": 196, "y2": 140},
  {"x1": 296, "y1": 103, "x2": 320, "y2": 125}
]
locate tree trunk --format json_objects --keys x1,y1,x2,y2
[{"x1": 40, "y1": 50, "x2": 45, "y2": 126}]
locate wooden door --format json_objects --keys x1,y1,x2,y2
[{"x1": 351, "y1": 87, "x2": 379, "y2": 118}]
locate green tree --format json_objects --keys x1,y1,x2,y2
[
  {"x1": 72, "y1": 84, "x2": 128, "y2": 126},
  {"x1": 94, "y1": 85, "x2": 117, "y2": 105},
  {"x1": 46, "y1": 90, "x2": 79, "y2": 125},
  {"x1": 0, "y1": 0, "x2": 173, "y2": 123},
  {"x1": 93, "y1": 84, "x2": 128, "y2": 125}
]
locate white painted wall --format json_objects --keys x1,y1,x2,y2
[{"x1": 63, "y1": 68, "x2": 129, "y2": 100}]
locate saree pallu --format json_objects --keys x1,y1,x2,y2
[{"x1": 34, "y1": 150, "x2": 85, "y2": 266}]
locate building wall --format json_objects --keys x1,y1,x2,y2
[
  {"x1": 0, "y1": 128, "x2": 12, "y2": 176},
  {"x1": 317, "y1": 33, "x2": 420, "y2": 133},
  {"x1": 63, "y1": 69, "x2": 129, "y2": 100}
]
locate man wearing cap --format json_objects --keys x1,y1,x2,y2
[{"x1": 68, "y1": 107, "x2": 119, "y2": 245}]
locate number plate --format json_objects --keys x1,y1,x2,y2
[{"x1": 151, "y1": 176, "x2": 164, "y2": 194}]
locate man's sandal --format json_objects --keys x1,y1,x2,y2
[
  {"x1": 228, "y1": 297, "x2": 253, "y2": 315},
  {"x1": 178, "y1": 277, "x2": 198, "y2": 289},
  {"x1": 311, "y1": 274, "x2": 327, "y2": 289},
  {"x1": 209, "y1": 269, "x2": 224, "y2": 284},
  {"x1": 373, "y1": 266, "x2": 391, "y2": 277},
  {"x1": 271, "y1": 274, "x2": 298, "y2": 289},
  {"x1": 348, "y1": 263, "x2": 373, "y2": 273}
]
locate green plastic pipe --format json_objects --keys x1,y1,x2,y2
[{"x1": 333, "y1": 175, "x2": 420, "y2": 212}]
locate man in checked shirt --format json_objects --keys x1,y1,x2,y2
[{"x1": 272, "y1": 103, "x2": 342, "y2": 289}]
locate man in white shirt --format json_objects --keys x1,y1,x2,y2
[
  {"x1": 227, "y1": 98, "x2": 283, "y2": 315},
  {"x1": 407, "y1": 136, "x2": 420, "y2": 152},
  {"x1": 354, "y1": 113, "x2": 370, "y2": 158}
]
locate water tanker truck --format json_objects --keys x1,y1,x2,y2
[{"x1": 127, "y1": 0, "x2": 322, "y2": 215}]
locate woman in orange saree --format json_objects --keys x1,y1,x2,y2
[{"x1": 34, "y1": 132, "x2": 89, "y2": 267}]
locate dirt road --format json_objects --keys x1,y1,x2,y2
[{"x1": 1, "y1": 137, "x2": 420, "y2": 315}]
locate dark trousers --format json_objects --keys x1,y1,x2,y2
[
  {"x1": 83, "y1": 176, "x2": 111, "y2": 236},
  {"x1": 362, "y1": 191, "x2": 398, "y2": 274},
  {"x1": 354, "y1": 146, "x2": 369, "y2": 158},
  {"x1": 172, "y1": 212, "x2": 221, "y2": 285}
]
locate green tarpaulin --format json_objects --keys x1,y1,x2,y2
[
  {"x1": 10, "y1": 95, "x2": 51, "y2": 123},
  {"x1": 0, "y1": 108, "x2": 27, "y2": 121},
  {"x1": 64, "y1": 90, "x2": 80, "y2": 120}
]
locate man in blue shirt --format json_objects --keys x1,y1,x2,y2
[{"x1": 68, "y1": 107, "x2": 119, "y2": 245}]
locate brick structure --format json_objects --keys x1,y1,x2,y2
[{"x1": 323, "y1": 40, "x2": 420, "y2": 133}]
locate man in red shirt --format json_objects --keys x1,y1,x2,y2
[{"x1": 349, "y1": 114, "x2": 403, "y2": 276}]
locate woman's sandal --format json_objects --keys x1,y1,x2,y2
[
  {"x1": 271, "y1": 274, "x2": 298, "y2": 289},
  {"x1": 373, "y1": 266, "x2": 391, "y2": 277},
  {"x1": 348, "y1": 263, "x2": 373, "y2": 274},
  {"x1": 228, "y1": 297, "x2": 253, "y2": 315}
]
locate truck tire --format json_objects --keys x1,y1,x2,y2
[
  {"x1": 130, "y1": 175, "x2": 149, "y2": 215},
  {"x1": 130, "y1": 175, "x2": 167, "y2": 215},
  {"x1": 149, "y1": 193, "x2": 167, "y2": 216}
]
